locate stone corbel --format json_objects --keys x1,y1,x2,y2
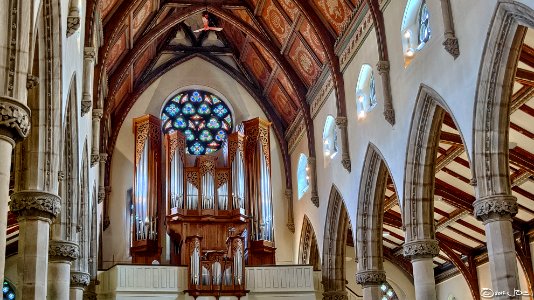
[
  {"x1": 335, "y1": 116, "x2": 351, "y2": 172},
  {"x1": 91, "y1": 109, "x2": 103, "y2": 166},
  {"x1": 66, "y1": 6, "x2": 81, "y2": 37},
  {"x1": 81, "y1": 47, "x2": 96, "y2": 116},
  {"x1": 285, "y1": 189, "x2": 295, "y2": 233},
  {"x1": 440, "y1": 0, "x2": 460, "y2": 59},
  {"x1": 376, "y1": 61, "x2": 395, "y2": 126},
  {"x1": 26, "y1": 74, "x2": 39, "y2": 90},
  {"x1": 308, "y1": 157, "x2": 320, "y2": 207},
  {"x1": 403, "y1": 239, "x2": 440, "y2": 261}
]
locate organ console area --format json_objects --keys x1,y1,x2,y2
[{"x1": 130, "y1": 113, "x2": 275, "y2": 298}]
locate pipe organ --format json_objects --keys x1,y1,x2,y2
[{"x1": 132, "y1": 114, "x2": 275, "y2": 297}]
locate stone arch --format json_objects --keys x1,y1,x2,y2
[
  {"x1": 298, "y1": 215, "x2": 321, "y2": 270},
  {"x1": 472, "y1": 0, "x2": 534, "y2": 295},
  {"x1": 322, "y1": 185, "x2": 350, "y2": 300},
  {"x1": 402, "y1": 84, "x2": 448, "y2": 248},
  {"x1": 355, "y1": 144, "x2": 390, "y2": 290}
]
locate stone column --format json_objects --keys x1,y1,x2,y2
[
  {"x1": 474, "y1": 195, "x2": 519, "y2": 300},
  {"x1": 376, "y1": 61, "x2": 395, "y2": 126},
  {"x1": 285, "y1": 189, "x2": 295, "y2": 232},
  {"x1": 91, "y1": 109, "x2": 103, "y2": 166},
  {"x1": 308, "y1": 157, "x2": 319, "y2": 207},
  {"x1": 70, "y1": 271, "x2": 90, "y2": 300},
  {"x1": 81, "y1": 47, "x2": 96, "y2": 115},
  {"x1": 335, "y1": 117, "x2": 351, "y2": 172},
  {"x1": 98, "y1": 153, "x2": 108, "y2": 204},
  {"x1": 47, "y1": 240, "x2": 79, "y2": 299},
  {"x1": 403, "y1": 239, "x2": 439, "y2": 300},
  {"x1": 9, "y1": 191, "x2": 60, "y2": 299},
  {"x1": 356, "y1": 270, "x2": 386, "y2": 300}
]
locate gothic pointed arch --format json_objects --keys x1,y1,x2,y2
[
  {"x1": 355, "y1": 144, "x2": 391, "y2": 285},
  {"x1": 322, "y1": 185, "x2": 350, "y2": 300},
  {"x1": 298, "y1": 215, "x2": 320, "y2": 271}
]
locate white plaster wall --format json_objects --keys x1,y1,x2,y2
[
  {"x1": 384, "y1": 260, "x2": 415, "y2": 300},
  {"x1": 104, "y1": 57, "x2": 293, "y2": 267}
]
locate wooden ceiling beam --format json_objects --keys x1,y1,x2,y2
[
  {"x1": 519, "y1": 44, "x2": 534, "y2": 69},
  {"x1": 434, "y1": 178, "x2": 475, "y2": 212},
  {"x1": 515, "y1": 68, "x2": 534, "y2": 86},
  {"x1": 510, "y1": 147, "x2": 534, "y2": 175}
]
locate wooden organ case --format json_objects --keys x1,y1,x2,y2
[{"x1": 132, "y1": 115, "x2": 275, "y2": 298}]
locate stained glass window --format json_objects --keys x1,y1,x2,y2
[
  {"x1": 162, "y1": 91, "x2": 233, "y2": 155},
  {"x1": 3, "y1": 281, "x2": 15, "y2": 300},
  {"x1": 297, "y1": 154, "x2": 310, "y2": 200},
  {"x1": 418, "y1": 1, "x2": 431, "y2": 45}
]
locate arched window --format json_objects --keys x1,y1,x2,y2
[
  {"x1": 161, "y1": 90, "x2": 233, "y2": 155},
  {"x1": 356, "y1": 64, "x2": 377, "y2": 120},
  {"x1": 401, "y1": 0, "x2": 431, "y2": 66},
  {"x1": 3, "y1": 280, "x2": 15, "y2": 300},
  {"x1": 380, "y1": 281, "x2": 399, "y2": 300},
  {"x1": 297, "y1": 154, "x2": 310, "y2": 199},
  {"x1": 323, "y1": 115, "x2": 338, "y2": 161}
]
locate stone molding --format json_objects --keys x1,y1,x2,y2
[
  {"x1": 70, "y1": 271, "x2": 90, "y2": 288},
  {"x1": 10, "y1": 190, "x2": 61, "y2": 220},
  {"x1": 443, "y1": 36, "x2": 460, "y2": 59},
  {"x1": 473, "y1": 194, "x2": 518, "y2": 223},
  {"x1": 356, "y1": 270, "x2": 386, "y2": 286},
  {"x1": 403, "y1": 239, "x2": 440, "y2": 260},
  {"x1": 49, "y1": 240, "x2": 79, "y2": 261},
  {"x1": 0, "y1": 96, "x2": 31, "y2": 143}
]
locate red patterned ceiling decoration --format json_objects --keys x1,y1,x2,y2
[
  {"x1": 299, "y1": 19, "x2": 327, "y2": 64},
  {"x1": 100, "y1": 0, "x2": 118, "y2": 19},
  {"x1": 261, "y1": 0, "x2": 291, "y2": 45},
  {"x1": 287, "y1": 37, "x2": 320, "y2": 87},
  {"x1": 132, "y1": 0, "x2": 153, "y2": 38},
  {"x1": 276, "y1": 70, "x2": 299, "y2": 108},
  {"x1": 231, "y1": 8, "x2": 260, "y2": 31},
  {"x1": 252, "y1": 41, "x2": 276, "y2": 70},
  {"x1": 106, "y1": 31, "x2": 128, "y2": 71},
  {"x1": 268, "y1": 81, "x2": 298, "y2": 125},
  {"x1": 312, "y1": 0, "x2": 352, "y2": 35},
  {"x1": 242, "y1": 44, "x2": 271, "y2": 88},
  {"x1": 277, "y1": 0, "x2": 299, "y2": 21},
  {"x1": 133, "y1": 44, "x2": 155, "y2": 80}
]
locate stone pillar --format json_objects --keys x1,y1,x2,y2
[
  {"x1": 403, "y1": 239, "x2": 439, "y2": 300},
  {"x1": 98, "y1": 153, "x2": 107, "y2": 204},
  {"x1": 91, "y1": 109, "x2": 103, "y2": 166},
  {"x1": 0, "y1": 98, "x2": 30, "y2": 286},
  {"x1": 47, "y1": 240, "x2": 79, "y2": 299},
  {"x1": 376, "y1": 61, "x2": 395, "y2": 126},
  {"x1": 81, "y1": 47, "x2": 96, "y2": 115},
  {"x1": 9, "y1": 191, "x2": 60, "y2": 299},
  {"x1": 474, "y1": 195, "x2": 519, "y2": 300},
  {"x1": 70, "y1": 271, "x2": 90, "y2": 300},
  {"x1": 356, "y1": 270, "x2": 386, "y2": 300},
  {"x1": 335, "y1": 117, "x2": 351, "y2": 172},
  {"x1": 308, "y1": 157, "x2": 319, "y2": 207}
]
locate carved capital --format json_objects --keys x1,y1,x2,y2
[
  {"x1": 99, "y1": 153, "x2": 109, "y2": 163},
  {"x1": 66, "y1": 7, "x2": 80, "y2": 37},
  {"x1": 84, "y1": 47, "x2": 96, "y2": 60},
  {"x1": 473, "y1": 195, "x2": 518, "y2": 223},
  {"x1": 71, "y1": 271, "x2": 91, "y2": 288},
  {"x1": 356, "y1": 270, "x2": 386, "y2": 287},
  {"x1": 322, "y1": 290, "x2": 348, "y2": 300},
  {"x1": 49, "y1": 240, "x2": 79, "y2": 262},
  {"x1": 81, "y1": 99, "x2": 92, "y2": 116},
  {"x1": 403, "y1": 239, "x2": 439, "y2": 260},
  {"x1": 26, "y1": 74, "x2": 39, "y2": 90},
  {"x1": 443, "y1": 36, "x2": 460, "y2": 59},
  {"x1": 286, "y1": 222, "x2": 295, "y2": 233},
  {"x1": 376, "y1": 60, "x2": 390, "y2": 74},
  {"x1": 0, "y1": 96, "x2": 31, "y2": 143},
  {"x1": 335, "y1": 116, "x2": 347, "y2": 128},
  {"x1": 92, "y1": 109, "x2": 103, "y2": 120},
  {"x1": 10, "y1": 190, "x2": 61, "y2": 221}
]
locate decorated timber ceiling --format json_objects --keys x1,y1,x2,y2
[{"x1": 96, "y1": 0, "x2": 367, "y2": 133}]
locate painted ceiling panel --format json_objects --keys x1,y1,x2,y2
[
  {"x1": 311, "y1": 0, "x2": 353, "y2": 35},
  {"x1": 299, "y1": 19, "x2": 326, "y2": 64},
  {"x1": 100, "y1": 0, "x2": 118, "y2": 20},
  {"x1": 276, "y1": 0, "x2": 299, "y2": 21},
  {"x1": 288, "y1": 37, "x2": 320, "y2": 87},
  {"x1": 132, "y1": 0, "x2": 153, "y2": 38},
  {"x1": 242, "y1": 45, "x2": 271, "y2": 88},
  {"x1": 261, "y1": 0, "x2": 292, "y2": 45},
  {"x1": 106, "y1": 31, "x2": 128, "y2": 71},
  {"x1": 276, "y1": 70, "x2": 299, "y2": 108},
  {"x1": 268, "y1": 81, "x2": 297, "y2": 125},
  {"x1": 231, "y1": 8, "x2": 260, "y2": 31}
]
